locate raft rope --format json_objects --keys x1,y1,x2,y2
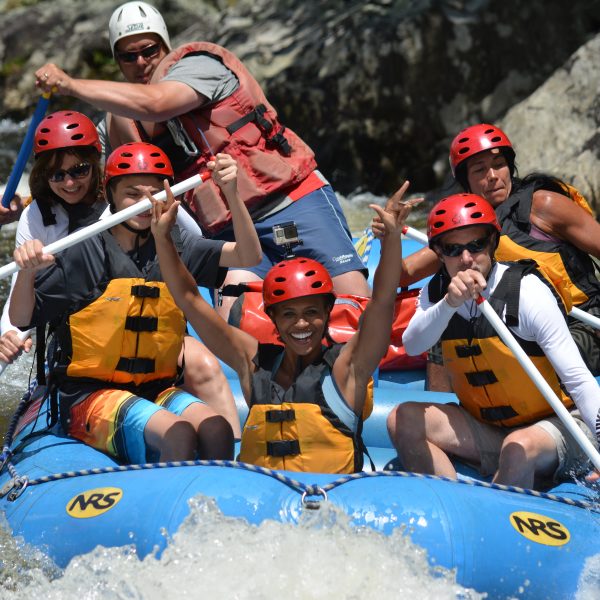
[{"x1": 1, "y1": 457, "x2": 598, "y2": 512}]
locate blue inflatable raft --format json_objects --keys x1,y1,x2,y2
[{"x1": 0, "y1": 238, "x2": 599, "y2": 598}]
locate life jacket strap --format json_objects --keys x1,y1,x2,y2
[
  {"x1": 265, "y1": 409, "x2": 296, "y2": 423},
  {"x1": 480, "y1": 405, "x2": 519, "y2": 422},
  {"x1": 131, "y1": 284, "x2": 160, "y2": 298},
  {"x1": 125, "y1": 316, "x2": 158, "y2": 332},
  {"x1": 455, "y1": 344, "x2": 482, "y2": 358},
  {"x1": 465, "y1": 370, "x2": 498, "y2": 386},
  {"x1": 116, "y1": 357, "x2": 155, "y2": 374},
  {"x1": 266, "y1": 439, "x2": 300, "y2": 457}
]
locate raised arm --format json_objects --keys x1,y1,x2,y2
[
  {"x1": 150, "y1": 185, "x2": 258, "y2": 395},
  {"x1": 208, "y1": 154, "x2": 262, "y2": 268},
  {"x1": 334, "y1": 183, "x2": 422, "y2": 409}
]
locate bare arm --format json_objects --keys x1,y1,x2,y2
[
  {"x1": 150, "y1": 186, "x2": 258, "y2": 396},
  {"x1": 36, "y1": 63, "x2": 203, "y2": 122},
  {"x1": 334, "y1": 183, "x2": 423, "y2": 413},
  {"x1": 208, "y1": 154, "x2": 262, "y2": 268},
  {"x1": 399, "y1": 246, "x2": 440, "y2": 286},
  {"x1": 532, "y1": 190, "x2": 600, "y2": 257},
  {"x1": 9, "y1": 240, "x2": 55, "y2": 328}
]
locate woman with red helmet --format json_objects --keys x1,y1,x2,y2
[
  {"x1": 0, "y1": 110, "x2": 105, "y2": 367},
  {"x1": 149, "y1": 180, "x2": 421, "y2": 473},
  {"x1": 401, "y1": 123, "x2": 600, "y2": 389},
  {"x1": 9, "y1": 144, "x2": 261, "y2": 465},
  {"x1": 388, "y1": 192, "x2": 600, "y2": 489}
]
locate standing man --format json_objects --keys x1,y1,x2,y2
[
  {"x1": 387, "y1": 193, "x2": 600, "y2": 489},
  {"x1": 34, "y1": 1, "x2": 370, "y2": 318}
]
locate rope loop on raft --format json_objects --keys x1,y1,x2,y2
[{"x1": 2, "y1": 458, "x2": 598, "y2": 511}]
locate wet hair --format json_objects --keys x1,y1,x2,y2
[
  {"x1": 455, "y1": 148, "x2": 518, "y2": 192},
  {"x1": 29, "y1": 147, "x2": 103, "y2": 210}
]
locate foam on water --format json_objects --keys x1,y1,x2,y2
[{"x1": 0, "y1": 496, "x2": 487, "y2": 599}]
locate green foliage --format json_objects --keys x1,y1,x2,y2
[
  {"x1": 4, "y1": 0, "x2": 45, "y2": 9},
  {"x1": 0, "y1": 56, "x2": 26, "y2": 78}
]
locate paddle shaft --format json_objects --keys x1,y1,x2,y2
[
  {"x1": 400, "y1": 226, "x2": 600, "y2": 330},
  {"x1": 2, "y1": 94, "x2": 51, "y2": 210},
  {"x1": 476, "y1": 296, "x2": 600, "y2": 472},
  {"x1": 0, "y1": 329, "x2": 32, "y2": 375},
  {"x1": 0, "y1": 172, "x2": 208, "y2": 281}
]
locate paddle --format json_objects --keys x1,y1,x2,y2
[
  {"x1": 401, "y1": 226, "x2": 600, "y2": 330},
  {"x1": 476, "y1": 295, "x2": 600, "y2": 472},
  {"x1": 1, "y1": 93, "x2": 52, "y2": 217},
  {"x1": 0, "y1": 171, "x2": 210, "y2": 281},
  {"x1": 0, "y1": 329, "x2": 32, "y2": 375}
]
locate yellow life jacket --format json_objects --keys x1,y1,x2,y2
[
  {"x1": 239, "y1": 344, "x2": 372, "y2": 473},
  {"x1": 429, "y1": 262, "x2": 574, "y2": 427},
  {"x1": 66, "y1": 278, "x2": 185, "y2": 386},
  {"x1": 495, "y1": 181, "x2": 600, "y2": 311}
]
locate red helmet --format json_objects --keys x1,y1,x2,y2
[
  {"x1": 104, "y1": 142, "x2": 174, "y2": 186},
  {"x1": 427, "y1": 193, "x2": 500, "y2": 246},
  {"x1": 449, "y1": 123, "x2": 514, "y2": 177},
  {"x1": 263, "y1": 258, "x2": 334, "y2": 309},
  {"x1": 34, "y1": 111, "x2": 101, "y2": 156}
]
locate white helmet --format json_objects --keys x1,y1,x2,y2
[{"x1": 108, "y1": 2, "x2": 171, "y2": 56}]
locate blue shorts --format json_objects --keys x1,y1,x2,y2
[
  {"x1": 217, "y1": 184, "x2": 368, "y2": 280},
  {"x1": 68, "y1": 386, "x2": 204, "y2": 464}
]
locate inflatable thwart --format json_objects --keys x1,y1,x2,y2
[{"x1": 0, "y1": 237, "x2": 599, "y2": 599}]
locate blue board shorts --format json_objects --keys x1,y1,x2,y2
[
  {"x1": 68, "y1": 387, "x2": 204, "y2": 464},
  {"x1": 216, "y1": 184, "x2": 368, "y2": 280}
]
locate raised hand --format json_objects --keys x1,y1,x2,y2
[
  {"x1": 207, "y1": 153, "x2": 238, "y2": 195},
  {"x1": 370, "y1": 181, "x2": 423, "y2": 239},
  {"x1": 13, "y1": 239, "x2": 55, "y2": 272},
  {"x1": 147, "y1": 180, "x2": 180, "y2": 239}
]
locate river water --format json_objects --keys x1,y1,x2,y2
[{"x1": 0, "y1": 118, "x2": 551, "y2": 599}]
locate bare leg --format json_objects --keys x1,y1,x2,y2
[
  {"x1": 215, "y1": 269, "x2": 262, "y2": 321},
  {"x1": 181, "y1": 402, "x2": 234, "y2": 460},
  {"x1": 179, "y1": 336, "x2": 241, "y2": 438},
  {"x1": 493, "y1": 425, "x2": 558, "y2": 488},
  {"x1": 387, "y1": 401, "x2": 481, "y2": 478},
  {"x1": 144, "y1": 411, "x2": 197, "y2": 461},
  {"x1": 331, "y1": 270, "x2": 371, "y2": 297}
]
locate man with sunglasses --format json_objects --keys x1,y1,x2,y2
[
  {"x1": 33, "y1": 1, "x2": 371, "y2": 320},
  {"x1": 387, "y1": 193, "x2": 600, "y2": 489}
]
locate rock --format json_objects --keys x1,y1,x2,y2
[
  {"x1": 0, "y1": 0, "x2": 599, "y2": 206},
  {"x1": 501, "y1": 33, "x2": 600, "y2": 207}
]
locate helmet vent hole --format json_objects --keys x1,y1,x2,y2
[
  {"x1": 470, "y1": 211, "x2": 483, "y2": 219},
  {"x1": 121, "y1": 152, "x2": 133, "y2": 158},
  {"x1": 305, "y1": 270, "x2": 316, "y2": 277},
  {"x1": 66, "y1": 123, "x2": 79, "y2": 130},
  {"x1": 490, "y1": 136, "x2": 501, "y2": 143},
  {"x1": 434, "y1": 209, "x2": 446, "y2": 216},
  {"x1": 464, "y1": 202, "x2": 476, "y2": 208},
  {"x1": 484, "y1": 128, "x2": 494, "y2": 134},
  {"x1": 40, "y1": 127, "x2": 50, "y2": 133},
  {"x1": 274, "y1": 276, "x2": 286, "y2": 283},
  {"x1": 38, "y1": 140, "x2": 48, "y2": 146},
  {"x1": 458, "y1": 136, "x2": 469, "y2": 143},
  {"x1": 155, "y1": 162, "x2": 166, "y2": 168},
  {"x1": 311, "y1": 282, "x2": 323, "y2": 289},
  {"x1": 458, "y1": 148, "x2": 469, "y2": 155},
  {"x1": 117, "y1": 162, "x2": 131, "y2": 169},
  {"x1": 71, "y1": 134, "x2": 84, "y2": 141},
  {"x1": 273, "y1": 290, "x2": 285, "y2": 297},
  {"x1": 432, "y1": 220, "x2": 444, "y2": 229}
]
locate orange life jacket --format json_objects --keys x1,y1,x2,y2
[{"x1": 108, "y1": 42, "x2": 318, "y2": 235}]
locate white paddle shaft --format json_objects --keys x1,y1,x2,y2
[{"x1": 477, "y1": 296, "x2": 600, "y2": 472}]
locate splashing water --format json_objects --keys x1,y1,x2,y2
[{"x1": 0, "y1": 498, "x2": 485, "y2": 599}]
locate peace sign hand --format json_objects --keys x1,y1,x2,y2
[{"x1": 370, "y1": 181, "x2": 423, "y2": 239}]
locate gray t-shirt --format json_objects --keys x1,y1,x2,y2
[
  {"x1": 100, "y1": 53, "x2": 239, "y2": 157},
  {"x1": 162, "y1": 53, "x2": 239, "y2": 104}
]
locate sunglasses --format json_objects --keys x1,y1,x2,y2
[
  {"x1": 438, "y1": 235, "x2": 492, "y2": 257},
  {"x1": 48, "y1": 162, "x2": 92, "y2": 183},
  {"x1": 116, "y1": 43, "x2": 161, "y2": 64}
]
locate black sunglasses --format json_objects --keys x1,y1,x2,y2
[
  {"x1": 48, "y1": 162, "x2": 91, "y2": 183},
  {"x1": 117, "y1": 43, "x2": 161, "y2": 64},
  {"x1": 438, "y1": 235, "x2": 492, "y2": 257}
]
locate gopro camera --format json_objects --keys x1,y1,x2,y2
[{"x1": 272, "y1": 221, "x2": 302, "y2": 258}]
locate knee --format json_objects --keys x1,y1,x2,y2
[
  {"x1": 386, "y1": 402, "x2": 426, "y2": 443},
  {"x1": 184, "y1": 346, "x2": 225, "y2": 384},
  {"x1": 197, "y1": 414, "x2": 234, "y2": 460},
  {"x1": 500, "y1": 431, "x2": 538, "y2": 464},
  {"x1": 160, "y1": 420, "x2": 197, "y2": 461}
]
